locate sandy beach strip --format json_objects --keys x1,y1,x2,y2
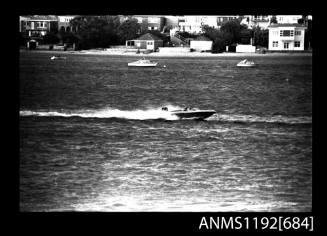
[{"x1": 20, "y1": 48, "x2": 312, "y2": 58}]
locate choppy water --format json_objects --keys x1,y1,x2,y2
[{"x1": 19, "y1": 51, "x2": 312, "y2": 211}]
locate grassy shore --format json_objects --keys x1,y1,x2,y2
[{"x1": 20, "y1": 48, "x2": 312, "y2": 58}]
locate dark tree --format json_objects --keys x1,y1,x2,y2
[
  {"x1": 220, "y1": 19, "x2": 247, "y2": 44},
  {"x1": 270, "y1": 16, "x2": 278, "y2": 24},
  {"x1": 177, "y1": 31, "x2": 198, "y2": 39},
  {"x1": 19, "y1": 32, "x2": 29, "y2": 46},
  {"x1": 117, "y1": 18, "x2": 140, "y2": 43},
  {"x1": 252, "y1": 26, "x2": 269, "y2": 47},
  {"x1": 69, "y1": 15, "x2": 121, "y2": 49},
  {"x1": 201, "y1": 25, "x2": 228, "y2": 52},
  {"x1": 43, "y1": 32, "x2": 60, "y2": 44}
]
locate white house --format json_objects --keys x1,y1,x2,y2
[
  {"x1": 178, "y1": 16, "x2": 220, "y2": 34},
  {"x1": 58, "y1": 15, "x2": 76, "y2": 32},
  {"x1": 241, "y1": 15, "x2": 272, "y2": 29},
  {"x1": 268, "y1": 24, "x2": 306, "y2": 51},
  {"x1": 276, "y1": 15, "x2": 303, "y2": 24}
]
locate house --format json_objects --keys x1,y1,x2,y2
[
  {"x1": 19, "y1": 15, "x2": 58, "y2": 37},
  {"x1": 178, "y1": 16, "x2": 220, "y2": 34},
  {"x1": 216, "y1": 15, "x2": 240, "y2": 28},
  {"x1": 241, "y1": 15, "x2": 272, "y2": 29},
  {"x1": 276, "y1": 15, "x2": 303, "y2": 24},
  {"x1": 190, "y1": 36, "x2": 212, "y2": 52},
  {"x1": 126, "y1": 33, "x2": 163, "y2": 51},
  {"x1": 132, "y1": 15, "x2": 166, "y2": 32},
  {"x1": 268, "y1": 23, "x2": 306, "y2": 51},
  {"x1": 58, "y1": 15, "x2": 76, "y2": 32}
]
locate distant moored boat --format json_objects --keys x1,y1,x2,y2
[
  {"x1": 237, "y1": 59, "x2": 255, "y2": 67},
  {"x1": 128, "y1": 58, "x2": 158, "y2": 67}
]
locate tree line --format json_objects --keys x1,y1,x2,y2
[{"x1": 38, "y1": 15, "x2": 168, "y2": 50}]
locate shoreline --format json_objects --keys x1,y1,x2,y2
[{"x1": 20, "y1": 48, "x2": 312, "y2": 58}]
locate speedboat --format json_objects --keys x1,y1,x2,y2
[
  {"x1": 162, "y1": 107, "x2": 216, "y2": 120},
  {"x1": 237, "y1": 59, "x2": 255, "y2": 67},
  {"x1": 128, "y1": 58, "x2": 158, "y2": 67},
  {"x1": 50, "y1": 56, "x2": 67, "y2": 60}
]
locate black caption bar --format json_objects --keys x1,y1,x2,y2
[{"x1": 17, "y1": 212, "x2": 317, "y2": 233}]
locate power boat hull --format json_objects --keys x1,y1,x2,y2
[
  {"x1": 237, "y1": 59, "x2": 255, "y2": 67},
  {"x1": 171, "y1": 110, "x2": 216, "y2": 120},
  {"x1": 50, "y1": 56, "x2": 66, "y2": 60},
  {"x1": 237, "y1": 64, "x2": 255, "y2": 67},
  {"x1": 128, "y1": 63, "x2": 158, "y2": 67}
]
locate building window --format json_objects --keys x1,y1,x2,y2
[
  {"x1": 273, "y1": 41, "x2": 278, "y2": 47},
  {"x1": 273, "y1": 30, "x2": 278, "y2": 36},
  {"x1": 295, "y1": 31, "x2": 301, "y2": 35},
  {"x1": 284, "y1": 42, "x2": 289, "y2": 49},
  {"x1": 280, "y1": 30, "x2": 294, "y2": 37},
  {"x1": 294, "y1": 41, "x2": 300, "y2": 47}
]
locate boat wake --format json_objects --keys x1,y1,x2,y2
[
  {"x1": 214, "y1": 113, "x2": 312, "y2": 125},
  {"x1": 20, "y1": 107, "x2": 311, "y2": 125},
  {"x1": 19, "y1": 106, "x2": 182, "y2": 121}
]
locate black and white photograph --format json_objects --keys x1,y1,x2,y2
[{"x1": 19, "y1": 15, "x2": 312, "y2": 214}]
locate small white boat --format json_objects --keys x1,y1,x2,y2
[
  {"x1": 237, "y1": 59, "x2": 255, "y2": 67},
  {"x1": 162, "y1": 107, "x2": 216, "y2": 120},
  {"x1": 50, "y1": 56, "x2": 67, "y2": 60},
  {"x1": 128, "y1": 58, "x2": 158, "y2": 67}
]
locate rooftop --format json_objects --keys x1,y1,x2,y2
[
  {"x1": 20, "y1": 15, "x2": 58, "y2": 21},
  {"x1": 135, "y1": 33, "x2": 163, "y2": 41}
]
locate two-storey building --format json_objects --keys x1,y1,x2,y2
[
  {"x1": 241, "y1": 15, "x2": 272, "y2": 29},
  {"x1": 178, "y1": 15, "x2": 221, "y2": 34},
  {"x1": 216, "y1": 15, "x2": 240, "y2": 28},
  {"x1": 58, "y1": 15, "x2": 76, "y2": 32},
  {"x1": 133, "y1": 15, "x2": 165, "y2": 32},
  {"x1": 276, "y1": 15, "x2": 303, "y2": 24},
  {"x1": 268, "y1": 23, "x2": 306, "y2": 51},
  {"x1": 19, "y1": 15, "x2": 58, "y2": 37}
]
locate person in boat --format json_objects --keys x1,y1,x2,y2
[
  {"x1": 162, "y1": 107, "x2": 168, "y2": 111},
  {"x1": 184, "y1": 107, "x2": 191, "y2": 111}
]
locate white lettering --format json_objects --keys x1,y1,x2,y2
[
  {"x1": 221, "y1": 217, "x2": 233, "y2": 229},
  {"x1": 209, "y1": 217, "x2": 219, "y2": 229},
  {"x1": 234, "y1": 216, "x2": 243, "y2": 229},
  {"x1": 199, "y1": 217, "x2": 209, "y2": 229}
]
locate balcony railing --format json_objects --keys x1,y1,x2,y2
[
  {"x1": 25, "y1": 25, "x2": 49, "y2": 30},
  {"x1": 280, "y1": 35, "x2": 295, "y2": 40}
]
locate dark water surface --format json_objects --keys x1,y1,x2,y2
[{"x1": 20, "y1": 51, "x2": 312, "y2": 211}]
